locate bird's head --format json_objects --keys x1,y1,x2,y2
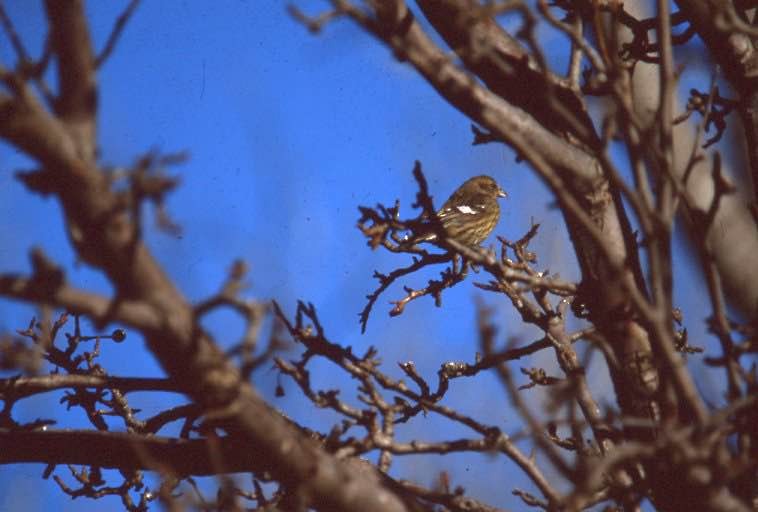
[{"x1": 462, "y1": 175, "x2": 507, "y2": 200}]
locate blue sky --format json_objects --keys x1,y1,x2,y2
[{"x1": 0, "y1": 1, "x2": 733, "y2": 510}]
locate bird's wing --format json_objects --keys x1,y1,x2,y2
[{"x1": 436, "y1": 203, "x2": 488, "y2": 220}]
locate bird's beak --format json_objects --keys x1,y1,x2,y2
[{"x1": 497, "y1": 188, "x2": 508, "y2": 199}]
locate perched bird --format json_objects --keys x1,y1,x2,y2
[{"x1": 410, "y1": 175, "x2": 507, "y2": 247}]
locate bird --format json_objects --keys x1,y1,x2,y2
[{"x1": 408, "y1": 175, "x2": 507, "y2": 247}]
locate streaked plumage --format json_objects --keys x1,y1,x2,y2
[{"x1": 412, "y1": 175, "x2": 507, "y2": 247}]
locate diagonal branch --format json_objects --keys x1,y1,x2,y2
[{"x1": 95, "y1": 0, "x2": 141, "y2": 68}]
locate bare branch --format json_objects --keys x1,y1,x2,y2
[{"x1": 95, "y1": 0, "x2": 141, "y2": 68}]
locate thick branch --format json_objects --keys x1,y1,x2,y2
[
  {"x1": 416, "y1": 0, "x2": 598, "y2": 146},
  {"x1": 672, "y1": 0, "x2": 758, "y2": 315},
  {"x1": 44, "y1": 0, "x2": 97, "y2": 161},
  {"x1": 0, "y1": 274, "x2": 162, "y2": 331},
  {"x1": 0, "y1": 374, "x2": 181, "y2": 399},
  {"x1": 0, "y1": 428, "x2": 267, "y2": 476}
]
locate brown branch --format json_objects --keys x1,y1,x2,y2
[
  {"x1": 359, "y1": 252, "x2": 452, "y2": 332},
  {"x1": 95, "y1": 0, "x2": 141, "y2": 68},
  {"x1": 388, "y1": 259, "x2": 466, "y2": 317},
  {"x1": 415, "y1": 0, "x2": 598, "y2": 147},
  {"x1": 44, "y1": 0, "x2": 97, "y2": 160},
  {"x1": 0, "y1": 428, "x2": 270, "y2": 476},
  {"x1": 0, "y1": 374, "x2": 182, "y2": 399},
  {"x1": 674, "y1": 0, "x2": 758, "y2": 275},
  {"x1": 0, "y1": 273, "x2": 163, "y2": 331},
  {"x1": 0, "y1": 4, "x2": 31, "y2": 64}
]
